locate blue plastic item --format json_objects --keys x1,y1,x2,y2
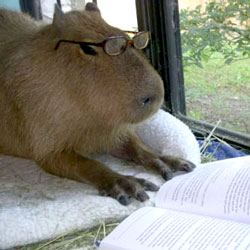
[{"x1": 198, "y1": 140, "x2": 247, "y2": 160}]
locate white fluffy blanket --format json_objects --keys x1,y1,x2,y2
[{"x1": 0, "y1": 110, "x2": 201, "y2": 249}]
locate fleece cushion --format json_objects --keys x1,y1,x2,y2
[{"x1": 0, "y1": 109, "x2": 200, "y2": 249}]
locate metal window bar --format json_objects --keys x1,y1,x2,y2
[
  {"x1": 136, "y1": 0, "x2": 186, "y2": 114},
  {"x1": 57, "y1": 0, "x2": 62, "y2": 9},
  {"x1": 19, "y1": 0, "x2": 42, "y2": 20}
]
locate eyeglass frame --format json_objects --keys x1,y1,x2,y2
[{"x1": 54, "y1": 31, "x2": 150, "y2": 56}]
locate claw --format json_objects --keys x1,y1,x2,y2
[
  {"x1": 136, "y1": 191, "x2": 149, "y2": 202},
  {"x1": 179, "y1": 160, "x2": 196, "y2": 172},
  {"x1": 184, "y1": 161, "x2": 196, "y2": 172},
  {"x1": 118, "y1": 195, "x2": 131, "y2": 206},
  {"x1": 145, "y1": 182, "x2": 159, "y2": 192},
  {"x1": 161, "y1": 170, "x2": 173, "y2": 181},
  {"x1": 136, "y1": 178, "x2": 159, "y2": 191}
]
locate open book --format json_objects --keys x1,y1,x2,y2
[{"x1": 100, "y1": 155, "x2": 250, "y2": 250}]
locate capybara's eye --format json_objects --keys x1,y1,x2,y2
[{"x1": 79, "y1": 44, "x2": 97, "y2": 55}]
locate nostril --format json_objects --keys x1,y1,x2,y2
[
  {"x1": 139, "y1": 95, "x2": 155, "y2": 106},
  {"x1": 143, "y1": 97, "x2": 151, "y2": 105}
]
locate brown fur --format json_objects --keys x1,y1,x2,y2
[{"x1": 0, "y1": 4, "x2": 195, "y2": 205}]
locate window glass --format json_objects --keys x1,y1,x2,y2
[
  {"x1": 94, "y1": 0, "x2": 138, "y2": 31},
  {"x1": 0, "y1": 0, "x2": 20, "y2": 11},
  {"x1": 40, "y1": 0, "x2": 138, "y2": 31},
  {"x1": 179, "y1": 0, "x2": 250, "y2": 135}
]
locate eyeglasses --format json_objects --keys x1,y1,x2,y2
[{"x1": 54, "y1": 31, "x2": 150, "y2": 56}]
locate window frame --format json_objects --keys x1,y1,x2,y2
[{"x1": 135, "y1": 0, "x2": 250, "y2": 152}]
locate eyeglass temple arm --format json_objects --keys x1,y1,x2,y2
[
  {"x1": 123, "y1": 30, "x2": 138, "y2": 34},
  {"x1": 55, "y1": 40, "x2": 104, "y2": 50}
]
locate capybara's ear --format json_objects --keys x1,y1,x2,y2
[
  {"x1": 52, "y1": 4, "x2": 65, "y2": 28},
  {"x1": 85, "y1": 2, "x2": 101, "y2": 16}
]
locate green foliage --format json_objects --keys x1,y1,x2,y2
[
  {"x1": 184, "y1": 56, "x2": 250, "y2": 134},
  {"x1": 180, "y1": 0, "x2": 250, "y2": 68}
]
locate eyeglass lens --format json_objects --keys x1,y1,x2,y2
[
  {"x1": 104, "y1": 32, "x2": 150, "y2": 56},
  {"x1": 104, "y1": 37, "x2": 127, "y2": 56},
  {"x1": 133, "y1": 32, "x2": 149, "y2": 49}
]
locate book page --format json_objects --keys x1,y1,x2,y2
[
  {"x1": 100, "y1": 206, "x2": 250, "y2": 250},
  {"x1": 156, "y1": 156, "x2": 250, "y2": 223}
]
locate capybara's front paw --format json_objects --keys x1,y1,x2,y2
[
  {"x1": 148, "y1": 156, "x2": 196, "y2": 181},
  {"x1": 163, "y1": 157, "x2": 196, "y2": 172},
  {"x1": 99, "y1": 175, "x2": 159, "y2": 206}
]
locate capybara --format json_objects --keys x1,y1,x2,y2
[{"x1": 0, "y1": 3, "x2": 195, "y2": 205}]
